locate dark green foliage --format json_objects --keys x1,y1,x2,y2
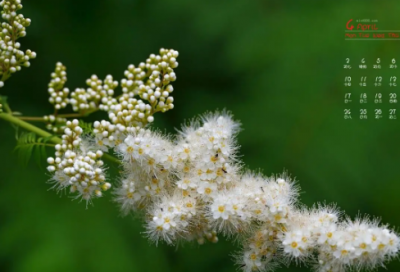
[
  {"x1": 14, "y1": 132, "x2": 54, "y2": 167},
  {"x1": 0, "y1": 95, "x2": 7, "y2": 106}
]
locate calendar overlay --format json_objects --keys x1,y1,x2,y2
[
  {"x1": 343, "y1": 58, "x2": 397, "y2": 120},
  {"x1": 343, "y1": 19, "x2": 399, "y2": 120}
]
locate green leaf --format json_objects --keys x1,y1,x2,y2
[
  {"x1": 79, "y1": 120, "x2": 94, "y2": 136},
  {"x1": 14, "y1": 132, "x2": 55, "y2": 168},
  {"x1": 0, "y1": 95, "x2": 8, "y2": 106}
]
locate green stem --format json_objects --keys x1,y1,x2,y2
[
  {"x1": 17, "y1": 116, "x2": 48, "y2": 122},
  {"x1": 0, "y1": 113, "x2": 121, "y2": 165},
  {"x1": 15, "y1": 113, "x2": 87, "y2": 121},
  {"x1": 0, "y1": 113, "x2": 59, "y2": 142},
  {"x1": 3, "y1": 102, "x2": 12, "y2": 114},
  {"x1": 57, "y1": 113, "x2": 86, "y2": 118}
]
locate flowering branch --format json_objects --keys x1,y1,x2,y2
[
  {"x1": 0, "y1": 111, "x2": 121, "y2": 165},
  {"x1": 45, "y1": 110, "x2": 399, "y2": 272},
  {"x1": 0, "y1": 1, "x2": 398, "y2": 272}
]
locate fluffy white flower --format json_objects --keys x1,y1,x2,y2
[
  {"x1": 282, "y1": 229, "x2": 314, "y2": 258},
  {"x1": 47, "y1": 120, "x2": 111, "y2": 202},
  {"x1": 45, "y1": 108, "x2": 398, "y2": 272},
  {"x1": 197, "y1": 181, "x2": 217, "y2": 198}
]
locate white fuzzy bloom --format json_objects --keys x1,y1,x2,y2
[
  {"x1": 47, "y1": 120, "x2": 111, "y2": 202},
  {"x1": 238, "y1": 226, "x2": 278, "y2": 272},
  {"x1": 113, "y1": 174, "x2": 144, "y2": 215},
  {"x1": 282, "y1": 228, "x2": 314, "y2": 258},
  {"x1": 314, "y1": 218, "x2": 399, "y2": 271},
  {"x1": 113, "y1": 111, "x2": 400, "y2": 272},
  {"x1": 43, "y1": 102, "x2": 398, "y2": 271},
  {"x1": 176, "y1": 175, "x2": 198, "y2": 190},
  {"x1": 145, "y1": 194, "x2": 196, "y2": 244}
]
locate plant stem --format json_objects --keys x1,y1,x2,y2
[
  {"x1": 17, "y1": 116, "x2": 47, "y2": 121},
  {"x1": 57, "y1": 113, "x2": 86, "y2": 118},
  {"x1": 0, "y1": 113, "x2": 121, "y2": 165},
  {"x1": 0, "y1": 113, "x2": 59, "y2": 142},
  {"x1": 15, "y1": 113, "x2": 86, "y2": 121},
  {"x1": 3, "y1": 102, "x2": 12, "y2": 114}
]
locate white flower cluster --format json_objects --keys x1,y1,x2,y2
[
  {"x1": 84, "y1": 111, "x2": 394, "y2": 271},
  {"x1": 47, "y1": 62, "x2": 119, "y2": 115},
  {"x1": 114, "y1": 128, "x2": 176, "y2": 214},
  {"x1": 47, "y1": 119, "x2": 111, "y2": 202},
  {"x1": 108, "y1": 114, "x2": 243, "y2": 243},
  {"x1": 237, "y1": 204, "x2": 400, "y2": 272},
  {"x1": 70, "y1": 74, "x2": 118, "y2": 113},
  {"x1": 89, "y1": 49, "x2": 179, "y2": 148},
  {"x1": 43, "y1": 49, "x2": 178, "y2": 140},
  {"x1": 0, "y1": 0, "x2": 36, "y2": 87},
  {"x1": 239, "y1": 227, "x2": 278, "y2": 272},
  {"x1": 314, "y1": 216, "x2": 399, "y2": 272},
  {"x1": 47, "y1": 109, "x2": 399, "y2": 271},
  {"x1": 105, "y1": 48, "x2": 178, "y2": 131},
  {"x1": 108, "y1": 113, "x2": 400, "y2": 271},
  {"x1": 48, "y1": 62, "x2": 68, "y2": 110},
  {"x1": 92, "y1": 120, "x2": 123, "y2": 151}
]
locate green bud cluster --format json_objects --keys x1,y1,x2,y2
[{"x1": 43, "y1": 114, "x2": 67, "y2": 134}]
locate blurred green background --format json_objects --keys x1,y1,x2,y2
[{"x1": 1, "y1": 0, "x2": 399, "y2": 271}]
